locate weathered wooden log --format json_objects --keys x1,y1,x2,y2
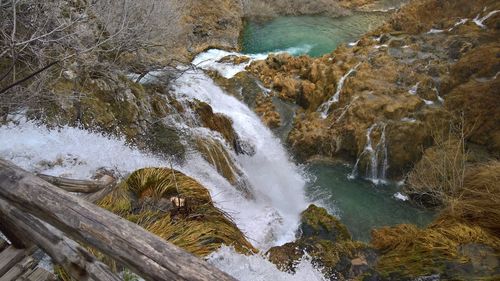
[
  {"x1": 36, "y1": 173, "x2": 115, "y2": 193},
  {"x1": 80, "y1": 183, "x2": 115, "y2": 204},
  {"x1": 0, "y1": 198, "x2": 121, "y2": 281},
  {"x1": 0, "y1": 245, "x2": 33, "y2": 277},
  {"x1": 0, "y1": 159, "x2": 236, "y2": 281},
  {"x1": 0, "y1": 255, "x2": 35, "y2": 281},
  {"x1": 0, "y1": 212, "x2": 34, "y2": 249}
]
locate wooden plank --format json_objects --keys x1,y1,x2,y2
[
  {"x1": 17, "y1": 267, "x2": 56, "y2": 281},
  {"x1": 0, "y1": 216, "x2": 33, "y2": 249},
  {"x1": 0, "y1": 256, "x2": 35, "y2": 281},
  {"x1": 36, "y1": 174, "x2": 115, "y2": 193},
  {"x1": 0, "y1": 238, "x2": 9, "y2": 252},
  {"x1": 0, "y1": 246, "x2": 27, "y2": 277},
  {"x1": 0, "y1": 158, "x2": 236, "y2": 281},
  {"x1": 0, "y1": 199, "x2": 120, "y2": 281}
]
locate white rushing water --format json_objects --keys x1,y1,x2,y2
[
  {"x1": 192, "y1": 49, "x2": 268, "y2": 79},
  {"x1": 318, "y1": 62, "x2": 361, "y2": 118},
  {"x1": 349, "y1": 123, "x2": 389, "y2": 185},
  {"x1": 192, "y1": 45, "x2": 313, "y2": 79},
  {"x1": 208, "y1": 246, "x2": 327, "y2": 281},
  {"x1": 0, "y1": 119, "x2": 165, "y2": 179},
  {"x1": 171, "y1": 68, "x2": 308, "y2": 247},
  {"x1": 473, "y1": 10, "x2": 500, "y2": 29},
  {"x1": 0, "y1": 62, "x2": 320, "y2": 280}
]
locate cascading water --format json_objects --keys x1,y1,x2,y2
[
  {"x1": 0, "y1": 115, "x2": 321, "y2": 280},
  {"x1": 317, "y1": 62, "x2": 361, "y2": 118},
  {"x1": 171, "y1": 68, "x2": 308, "y2": 247},
  {"x1": 349, "y1": 123, "x2": 389, "y2": 185}
]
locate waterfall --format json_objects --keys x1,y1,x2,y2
[
  {"x1": 0, "y1": 119, "x2": 323, "y2": 279},
  {"x1": 349, "y1": 123, "x2": 389, "y2": 185},
  {"x1": 171, "y1": 68, "x2": 308, "y2": 247},
  {"x1": 317, "y1": 62, "x2": 361, "y2": 118},
  {"x1": 473, "y1": 10, "x2": 500, "y2": 28},
  {"x1": 408, "y1": 82, "x2": 419, "y2": 95}
]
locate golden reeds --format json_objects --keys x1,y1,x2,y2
[{"x1": 97, "y1": 167, "x2": 256, "y2": 257}]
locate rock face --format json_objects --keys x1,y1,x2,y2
[
  {"x1": 267, "y1": 205, "x2": 376, "y2": 280},
  {"x1": 183, "y1": 0, "x2": 243, "y2": 58},
  {"x1": 248, "y1": 0, "x2": 500, "y2": 179},
  {"x1": 255, "y1": 93, "x2": 281, "y2": 128}
]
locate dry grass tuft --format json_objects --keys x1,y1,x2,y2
[
  {"x1": 439, "y1": 161, "x2": 500, "y2": 237},
  {"x1": 372, "y1": 222, "x2": 500, "y2": 276},
  {"x1": 97, "y1": 168, "x2": 256, "y2": 257},
  {"x1": 405, "y1": 125, "x2": 468, "y2": 206}
]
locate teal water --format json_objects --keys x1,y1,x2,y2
[
  {"x1": 242, "y1": 13, "x2": 388, "y2": 57},
  {"x1": 306, "y1": 164, "x2": 435, "y2": 242}
]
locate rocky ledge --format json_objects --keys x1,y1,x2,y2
[{"x1": 247, "y1": 0, "x2": 499, "y2": 180}]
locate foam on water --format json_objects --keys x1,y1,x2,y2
[
  {"x1": 208, "y1": 246, "x2": 328, "y2": 281},
  {"x1": 0, "y1": 120, "x2": 165, "y2": 179},
  {"x1": 192, "y1": 46, "x2": 313, "y2": 79}
]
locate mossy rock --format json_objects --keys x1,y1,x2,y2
[
  {"x1": 267, "y1": 205, "x2": 374, "y2": 280},
  {"x1": 147, "y1": 122, "x2": 185, "y2": 161},
  {"x1": 194, "y1": 100, "x2": 238, "y2": 149},
  {"x1": 208, "y1": 70, "x2": 264, "y2": 108},
  {"x1": 195, "y1": 137, "x2": 253, "y2": 198},
  {"x1": 98, "y1": 168, "x2": 256, "y2": 257},
  {"x1": 300, "y1": 204, "x2": 351, "y2": 242}
]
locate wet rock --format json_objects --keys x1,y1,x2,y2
[
  {"x1": 255, "y1": 93, "x2": 281, "y2": 128},
  {"x1": 267, "y1": 205, "x2": 376, "y2": 280},
  {"x1": 196, "y1": 138, "x2": 254, "y2": 198},
  {"x1": 218, "y1": 55, "x2": 250, "y2": 65},
  {"x1": 194, "y1": 100, "x2": 239, "y2": 149},
  {"x1": 234, "y1": 139, "x2": 256, "y2": 156},
  {"x1": 299, "y1": 204, "x2": 351, "y2": 241}
]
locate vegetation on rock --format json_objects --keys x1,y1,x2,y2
[
  {"x1": 98, "y1": 168, "x2": 256, "y2": 256},
  {"x1": 268, "y1": 205, "x2": 376, "y2": 280}
]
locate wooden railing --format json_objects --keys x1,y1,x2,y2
[{"x1": 0, "y1": 159, "x2": 236, "y2": 281}]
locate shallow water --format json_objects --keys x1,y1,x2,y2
[
  {"x1": 242, "y1": 12, "x2": 388, "y2": 57},
  {"x1": 306, "y1": 164, "x2": 435, "y2": 242}
]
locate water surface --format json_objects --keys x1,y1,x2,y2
[
  {"x1": 306, "y1": 164, "x2": 435, "y2": 242},
  {"x1": 242, "y1": 13, "x2": 388, "y2": 57}
]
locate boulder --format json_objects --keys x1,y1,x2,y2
[{"x1": 267, "y1": 205, "x2": 376, "y2": 280}]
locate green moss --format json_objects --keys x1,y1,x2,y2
[
  {"x1": 147, "y1": 122, "x2": 185, "y2": 160},
  {"x1": 371, "y1": 223, "x2": 500, "y2": 279},
  {"x1": 267, "y1": 205, "x2": 371, "y2": 279},
  {"x1": 300, "y1": 204, "x2": 351, "y2": 241}
]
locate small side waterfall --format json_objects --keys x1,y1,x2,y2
[
  {"x1": 318, "y1": 62, "x2": 361, "y2": 118},
  {"x1": 473, "y1": 10, "x2": 500, "y2": 28},
  {"x1": 349, "y1": 123, "x2": 389, "y2": 185}
]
